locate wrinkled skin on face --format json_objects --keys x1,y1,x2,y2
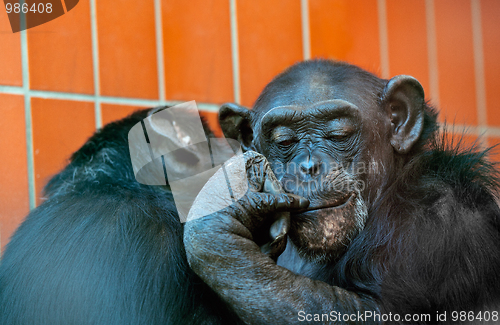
[{"x1": 256, "y1": 102, "x2": 370, "y2": 262}]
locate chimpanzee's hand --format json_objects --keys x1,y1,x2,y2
[
  {"x1": 184, "y1": 151, "x2": 379, "y2": 325},
  {"x1": 185, "y1": 151, "x2": 308, "y2": 259}
]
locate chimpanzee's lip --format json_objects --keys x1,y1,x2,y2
[{"x1": 295, "y1": 192, "x2": 355, "y2": 213}]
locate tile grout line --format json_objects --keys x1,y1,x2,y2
[
  {"x1": 425, "y1": 0, "x2": 440, "y2": 108},
  {"x1": 377, "y1": 0, "x2": 389, "y2": 79},
  {"x1": 0, "y1": 85, "x2": 24, "y2": 95},
  {"x1": 89, "y1": 0, "x2": 102, "y2": 129},
  {"x1": 471, "y1": 0, "x2": 487, "y2": 145},
  {"x1": 154, "y1": 0, "x2": 167, "y2": 105},
  {"x1": 301, "y1": 0, "x2": 311, "y2": 60},
  {"x1": 229, "y1": 0, "x2": 241, "y2": 104},
  {"x1": 19, "y1": 11, "x2": 36, "y2": 210},
  {"x1": 0, "y1": 85, "x2": 221, "y2": 112},
  {"x1": 197, "y1": 103, "x2": 221, "y2": 112},
  {"x1": 441, "y1": 123, "x2": 500, "y2": 139}
]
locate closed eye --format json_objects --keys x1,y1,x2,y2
[
  {"x1": 326, "y1": 128, "x2": 355, "y2": 140},
  {"x1": 327, "y1": 132, "x2": 349, "y2": 140},
  {"x1": 277, "y1": 139, "x2": 295, "y2": 146}
]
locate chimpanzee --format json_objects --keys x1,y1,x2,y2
[
  {"x1": 1, "y1": 59, "x2": 499, "y2": 325},
  {"x1": 184, "y1": 60, "x2": 500, "y2": 324},
  {"x1": 0, "y1": 107, "x2": 244, "y2": 324}
]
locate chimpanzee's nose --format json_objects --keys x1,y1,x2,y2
[{"x1": 299, "y1": 158, "x2": 321, "y2": 177}]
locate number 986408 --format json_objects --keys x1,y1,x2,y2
[{"x1": 5, "y1": 2, "x2": 53, "y2": 14}]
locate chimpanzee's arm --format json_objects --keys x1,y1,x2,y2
[{"x1": 185, "y1": 211, "x2": 379, "y2": 324}]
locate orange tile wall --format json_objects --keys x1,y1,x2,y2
[{"x1": 0, "y1": 0, "x2": 499, "y2": 250}]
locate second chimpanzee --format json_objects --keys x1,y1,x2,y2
[{"x1": 0, "y1": 107, "x2": 244, "y2": 324}]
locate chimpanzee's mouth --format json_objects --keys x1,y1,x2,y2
[{"x1": 298, "y1": 192, "x2": 355, "y2": 213}]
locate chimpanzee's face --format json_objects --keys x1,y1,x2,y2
[
  {"x1": 250, "y1": 78, "x2": 391, "y2": 261},
  {"x1": 220, "y1": 61, "x2": 425, "y2": 262}
]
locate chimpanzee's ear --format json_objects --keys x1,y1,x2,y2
[
  {"x1": 219, "y1": 103, "x2": 253, "y2": 151},
  {"x1": 381, "y1": 75, "x2": 425, "y2": 154}
]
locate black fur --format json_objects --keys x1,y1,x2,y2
[
  {"x1": 0, "y1": 109, "x2": 242, "y2": 325},
  {"x1": 332, "y1": 133, "x2": 500, "y2": 317}
]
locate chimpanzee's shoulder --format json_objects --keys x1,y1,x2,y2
[
  {"x1": 422, "y1": 139, "x2": 499, "y2": 208},
  {"x1": 70, "y1": 108, "x2": 152, "y2": 164}
]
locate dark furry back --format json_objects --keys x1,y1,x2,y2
[{"x1": 0, "y1": 108, "x2": 242, "y2": 325}]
